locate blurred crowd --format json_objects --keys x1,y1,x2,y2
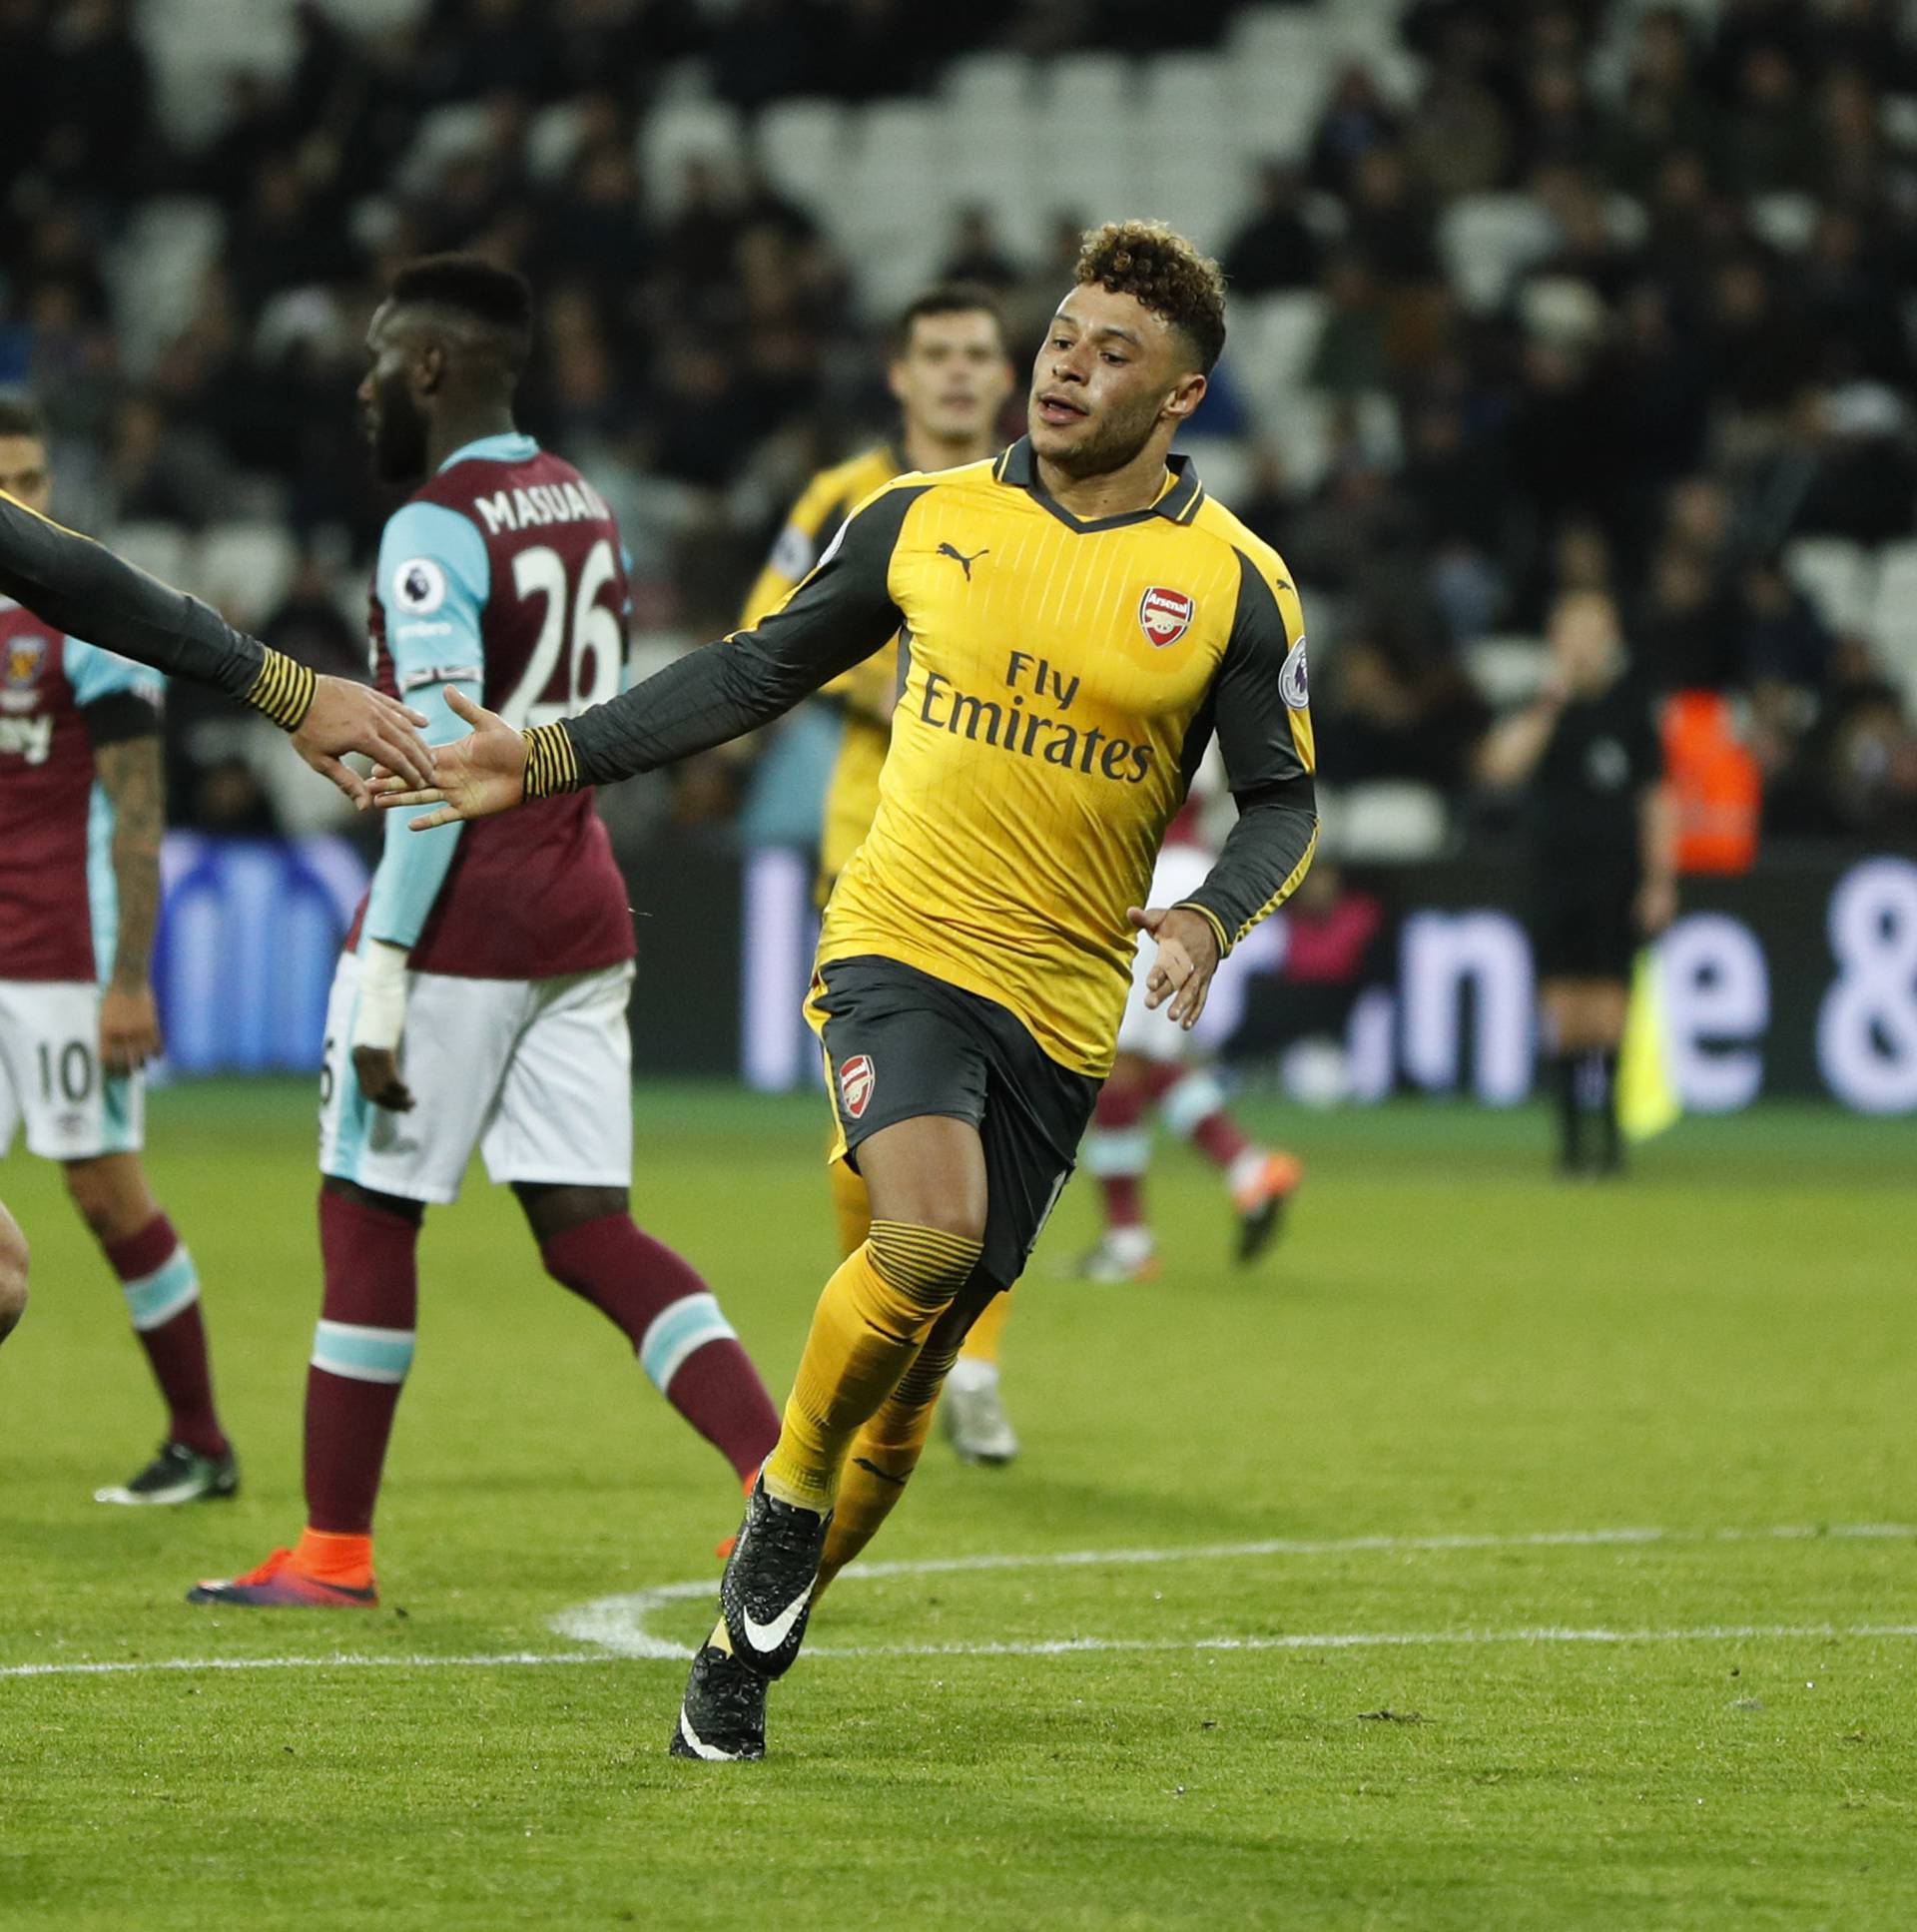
[{"x1": 2, "y1": 0, "x2": 1915, "y2": 851}]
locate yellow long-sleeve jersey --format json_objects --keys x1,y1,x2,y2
[
  {"x1": 557, "y1": 438, "x2": 1318, "y2": 1078},
  {"x1": 741, "y1": 445, "x2": 902, "y2": 896}
]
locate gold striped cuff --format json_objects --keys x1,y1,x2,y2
[
  {"x1": 245, "y1": 648, "x2": 318, "y2": 731},
  {"x1": 868, "y1": 1219, "x2": 984, "y2": 1307},
  {"x1": 1173, "y1": 900, "x2": 1232, "y2": 960},
  {"x1": 522, "y1": 719, "x2": 582, "y2": 798}
]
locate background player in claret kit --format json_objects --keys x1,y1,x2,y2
[
  {"x1": 188, "y1": 258, "x2": 779, "y2": 1610},
  {"x1": 1073, "y1": 750, "x2": 1302, "y2": 1285},
  {"x1": 741, "y1": 285, "x2": 1024, "y2": 1466},
  {"x1": 0, "y1": 399, "x2": 239, "y2": 1505},
  {"x1": 379, "y1": 222, "x2": 1318, "y2": 1761},
  {"x1": 0, "y1": 393, "x2": 430, "y2": 1374}
]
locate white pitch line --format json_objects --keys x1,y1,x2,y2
[
  {"x1": 6, "y1": 1623, "x2": 1917, "y2": 1683},
  {"x1": 552, "y1": 1521, "x2": 1917, "y2": 1661},
  {"x1": 5, "y1": 1522, "x2": 1910, "y2": 1682}
]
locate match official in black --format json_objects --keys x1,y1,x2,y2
[{"x1": 1479, "y1": 591, "x2": 1676, "y2": 1175}]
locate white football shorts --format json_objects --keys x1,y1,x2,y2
[
  {"x1": 1114, "y1": 843, "x2": 1244, "y2": 1065},
  {"x1": 0, "y1": 979, "x2": 143, "y2": 1161},
  {"x1": 319, "y1": 953, "x2": 637, "y2": 1204}
]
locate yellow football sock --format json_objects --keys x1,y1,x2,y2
[
  {"x1": 761, "y1": 1220, "x2": 981, "y2": 1514},
  {"x1": 827, "y1": 1151, "x2": 873, "y2": 1257},
  {"x1": 957, "y1": 1287, "x2": 1009, "y2": 1367},
  {"x1": 816, "y1": 1334, "x2": 958, "y2": 1596}
]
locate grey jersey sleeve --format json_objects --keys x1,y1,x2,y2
[
  {"x1": 0, "y1": 490, "x2": 266, "y2": 700},
  {"x1": 1176, "y1": 549, "x2": 1318, "y2": 953},
  {"x1": 561, "y1": 483, "x2": 925, "y2": 787}
]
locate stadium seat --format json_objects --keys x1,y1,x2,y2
[
  {"x1": 1222, "y1": 6, "x2": 1345, "y2": 158},
  {"x1": 755, "y1": 100, "x2": 851, "y2": 207},
  {"x1": 108, "y1": 522, "x2": 194, "y2": 592},
  {"x1": 846, "y1": 103, "x2": 943, "y2": 217},
  {"x1": 1520, "y1": 276, "x2": 1608, "y2": 348},
  {"x1": 1327, "y1": 781, "x2": 1452, "y2": 863},
  {"x1": 106, "y1": 199, "x2": 228, "y2": 374},
  {"x1": 1177, "y1": 436, "x2": 1253, "y2": 506},
  {"x1": 1329, "y1": 13, "x2": 1426, "y2": 110},
  {"x1": 197, "y1": 524, "x2": 300, "y2": 628},
  {"x1": 1144, "y1": 52, "x2": 1229, "y2": 129},
  {"x1": 1044, "y1": 52, "x2": 1134, "y2": 123},
  {"x1": 638, "y1": 101, "x2": 746, "y2": 214},
  {"x1": 1748, "y1": 194, "x2": 1821, "y2": 253},
  {"x1": 1126, "y1": 161, "x2": 1230, "y2": 249},
  {"x1": 1466, "y1": 635, "x2": 1551, "y2": 708},
  {"x1": 1259, "y1": 392, "x2": 1336, "y2": 495},
  {"x1": 134, "y1": 0, "x2": 299, "y2": 144},
  {"x1": 1442, "y1": 196, "x2": 1559, "y2": 315},
  {"x1": 1606, "y1": 194, "x2": 1649, "y2": 247},
  {"x1": 942, "y1": 52, "x2": 1033, "y2": 120},
  {"x1": 1881, "y1": 94, "x2": 1917, "y2": 148},
  {"x1": 527, "y1": 101, "x2": 591, "y2": 185},
  {"x1": 321, "y1": 0, "x2": 427, "y2": 25},
  {"x1": 1226, "y1": 6, "x2": 1342, "y2": 75},
  {"x1": 1867, "y1": 539, "x2": 1917, "y2": 700},
  {"x1": 939, "y1": 111, "x2": 1047, "y2": 257},
  {"x1": 396, "y1": 102, "x2": 495, "y2": 196},
  {"x1": 1785, "y1": 535, "x2": 1875, "y2": 636},
  {"x1": 1228, "y1": 294, "x2": 1328, "y2": 424},
  {"x1": 835, "y1": 108, "x2": 950, "y2": 315}
]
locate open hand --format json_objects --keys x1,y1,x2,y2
[
  {"x1": 100, "y1": 984, "x2": 163, "y2": 1075},
  {"x1": 372, "y1": 688, "x2": 528, "y2": 829},
  {"x1": 1129, "y1": 905, "x2": 1222, "y2": 1030},
  {"x1": 294, "y1": 676, "x2": 431, "y2": 810}
]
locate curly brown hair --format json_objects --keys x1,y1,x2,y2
[{"x1": 1074, "y1": 220, "x2": 1227, "y2": 373}]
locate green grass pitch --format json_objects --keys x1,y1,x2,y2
[{"x1": 2, "y1": 1082, "x2": 1913, "y2": 1930}]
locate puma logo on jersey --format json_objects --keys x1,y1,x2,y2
[{"x1": 938, "y1": 543, "x2": 987, "y2": 581}]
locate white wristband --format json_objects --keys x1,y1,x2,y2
[{"x1": 351, "y1": 940, "x2": 410, "y2": 1053}]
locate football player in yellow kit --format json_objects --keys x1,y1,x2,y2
[
  {"x1": 739, "y1": 286, "x2": 1021, "y2": 1465},
  {"x1": 382, "y1": 222, "x2": 1318, "y2": 1761}
]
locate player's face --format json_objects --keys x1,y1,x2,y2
[
  {"x1": 888, "y1": 312, "x2": 1013, "y2": 448},
  {"x1": 1027, "y1": 285, "x2": 1205, "y2": 479},
  {"x1": 0, "y1": 436, "x2": 52, "y2": 515},
  {"x1": 358, "y1": 304, "x2": 430, "y2": 482}
]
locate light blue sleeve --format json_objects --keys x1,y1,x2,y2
[
  {"x1": 362, "y1": 501, "x2": 489, "y2": 951},
  {"x1": 66, "y1": 637, "x2": 165, "y2": 709}
]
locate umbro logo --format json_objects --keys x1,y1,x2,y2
[{"x1": 938, "y1": 542, "x2": 987, "y2": 581}]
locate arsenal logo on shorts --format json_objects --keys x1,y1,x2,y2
[
  {"x1": 1138, "y1": 586, "x2": 1194, "y2": 648},
  {"x1": 839, "y1": 1053, "x2": 876, "y2": 1120}
]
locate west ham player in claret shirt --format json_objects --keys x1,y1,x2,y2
[
  {"x1": 190, "y1": 259, "x2": 779, "y2": 1609},
  {"x1": 0, "y1": 398, "x2": 239, "y2": 1503}
]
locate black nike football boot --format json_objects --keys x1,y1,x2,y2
[{"x1": 718, "y1": 1475, "x2": 832, "y2": 1679}]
